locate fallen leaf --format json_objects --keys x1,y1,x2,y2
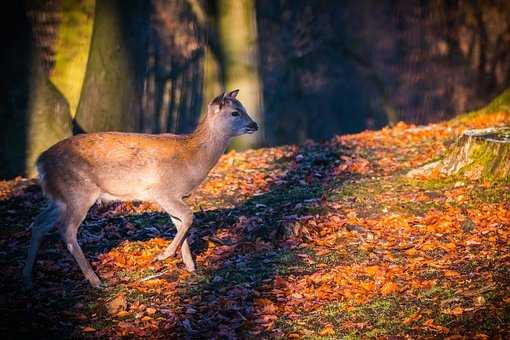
[
  {"x1": 319, "y1": 325, "x2": 335, "y2": 336},
  {"x1": 117, "y1": 310, "x2": 130, "y2": 317},
  {"x1": 442, "y1": 306, "x2": 464, "y2": 316},
  {"x1": 381, "y1": 281, "x2": 398, "y2": 295},
  {"x1": 403, "y1": 312, "x2": 422, "y2": 324},
  {"x1": 146, "y1": 307, "x2": 157, "y2": 315},
  {"x1": 107, "y1": 294, "x2": 127, "y2": 315},
  {"x1": 423, "y1": 319, "x2": 449, "y2": 333}
]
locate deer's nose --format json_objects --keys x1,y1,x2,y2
[{"x1": 248, "y1": 122, "x2": 258, "y2": 131}]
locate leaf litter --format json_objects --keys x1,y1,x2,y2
[{"x1": 0, "y1": 109, "x2": 509, "y2": 338}]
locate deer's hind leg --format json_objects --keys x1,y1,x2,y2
[
  {"x1": 57, "y1": 195, "x2": 102, "y2": 288},
  {"x1": 23, "y1": 201, "x2": 61, "y2": 289}
]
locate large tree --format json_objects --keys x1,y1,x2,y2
[
  {"x1": 25, "y1": 65, "x2": 73, "y2": 178},
  {"x1": 0, "y1": 1, "x2": 73, "y2": 179},
  {"x1": 50, "y1": 0, "x2": 95, "y2": 117},
  {"x1": 74, "y1": 0, "x2": 150, "y2": 132}
]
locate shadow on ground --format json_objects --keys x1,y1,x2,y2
[{"x1": 0, "y1": 140, "x2": 348, "y2": 338}]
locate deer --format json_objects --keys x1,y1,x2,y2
[{"x1": 23, "y1": 90, "x2": 258, "y2": 289}]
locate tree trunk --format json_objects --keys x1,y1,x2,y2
[
  {"x1": 0, "y1": 1, "x2": 32, "y2": 179},
  {"x1": 408, "y1": 127, "x2": 510, "y2": 181},
  {"x1": 187, "y1": 0, "x2": 223, "y2": 116},
  {"x1": 0, "y1": 2, "x2": 73, "y2": 179},
  {"x1": 216, "y1": 0, "x2": 263, "y2": 149},
  {"x1": 50, "y1": 0, "x2": 95, "y2": 117},
  {"x1": 74, "y1": 0, "x2": 149, "y2": 133},
  {"x1": 26, "y1": 65, "x2": 73, "y2": 177}
]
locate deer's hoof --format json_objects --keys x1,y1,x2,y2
[
  {"x1": 184, "y1": 263, "x2": 196, "y2": 272},
  {"x1": 90, "y1": 280, "x2": 106, "y2": 290},
  {"x1": 153, "y1": 250, "x2": 174, "y2": 262},
  {"x1": 87, "y1": 273, "x2": 104, "y2": 289},
  {"x1": 22, "y1": 277, "x2": 33, "y2": 290},
  {"x1": 153, "y1": 253, "x2": 168, "y2": 262},
  {"x1": 22, "y1": 267, "x2": 33, "y2": 290}
]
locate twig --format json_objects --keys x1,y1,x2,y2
[{"x1": 140, "y1": 269, "x2": 170, "y2": 282}]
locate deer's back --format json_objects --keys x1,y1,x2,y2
[{"x1": 37, "y1": 132, "x2": 193, "y2": 202}]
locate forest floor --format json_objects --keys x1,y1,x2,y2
[{"x1": 1, "y1": 93, "x2": 510, "y2": 339}]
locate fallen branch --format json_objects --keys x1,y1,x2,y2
[{"x1": 140, "y1": 269, "x2": 170, "y2": 282}]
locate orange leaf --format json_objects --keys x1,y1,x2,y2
[
  {"x1": 381, "y1": 281, "x2": 398, "y2": 295},
  {"x1": 146, "y1": 307, "x2": 157, "y2": 315},
  {"x1": 82, "y1": 326, "x2": 96, "y2": 333},
  {"x1": 116, "y1": 310, "x2": 130, "y2": 317},
  {"x1": 442, "y1": 242, "x2": 457, "y2": 251},
  {"x1": 366, "y1": 266, "x2": 379, "y2": 276},
  {"x1": 255, "y1": 298, "x2": 273, "y2": 307},
  {"x1": 274, "y1": 276, "x2": 288, "y2": 289},
  {"x1": 403, "y1": 312, "x2": 421, "y2": 325},
  {"x1": 442, "y1": 306, "x2": 464, "y2": 316},
  {"x1": 359, "y1": 281, "x2": 375, "y2": 292},
  {"x1": 421, "y1": 242, "x2": 436, "y2": 251},
  {"x1": 444, "y1": 270, "x2": 460, "y2": 278},
  {"x1": 319, "y1": 325, "x2": 335, "y2": 336},
  {"x1": 255, "y1": 298, "x2": 277, "y2": 314},
  {"x1": 423, "y1": 319, "x2": 449, "y2": 333}
]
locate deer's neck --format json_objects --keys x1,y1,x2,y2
[{"x1": 187, "y1": 117, "x2": 230, "y2": 174}]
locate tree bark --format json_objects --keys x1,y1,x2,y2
[
  {"x1": 74, "y1": 0, "x2": 149, "y2": 133},
  {"x1": 50, "y1": 0, "x2": 95, "y2": 117},
  {"x1": 216, "y1": 0, "x2": 263, "y2": 149},
  {"x1": 26, "y1": 65, "x2": 73, "y2": 177},
  {"x1": 0, "y1": 2, "x2": 73, "y2": 178}
]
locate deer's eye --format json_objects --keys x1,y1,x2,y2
[{"x1": 231, "y1": 111, "x2": 240, "y2": 117}]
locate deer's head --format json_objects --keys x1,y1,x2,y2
[{"x1": 207, "y1": 90, "x2": 259, "y2": 137}]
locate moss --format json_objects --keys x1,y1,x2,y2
[
  {"x1": 318, "y1": 297, "x2": 413, "y2": 337},
  {"x1": 418, "y1": 285, "x2": 455, "y2": 300},
  {"x1": 454, "y1": 88, "x2": 510, "y2": 123},
  {"x1": 125, "y1": 288, "x2": 152, "y2": 304},
  {"x1": 398, "y1": 200, "x2": 444, "y2": 215},
  {"x1": 452, "y1": 135, "x2": 510, "y2": 181},
  {"x1": 330, "y1": 177, "x2": 389, "y2": 216},
  {"x1": 316, "y1": 251, "x2": 351, "y2": 266},
  {"x1": 469, "y1": 182, "x2": 510, "y2": 203},
  {"x1": 401, "y1": 176, "x2": 458, "y2": 191}
]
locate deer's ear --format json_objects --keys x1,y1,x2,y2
[
  {"x1": 209, "y1": 92, "x2": 227, "y2": 110},
  {"x1": 227, "y1": 89, "x2": 239, "y2": 99}
]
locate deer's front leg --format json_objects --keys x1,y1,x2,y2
[
  {"x1": 169, "y1": 216, "x2": 195, "y2": 271},
  {"x1": 154, "y1": 198, "x2": 195, "y2": 271}
]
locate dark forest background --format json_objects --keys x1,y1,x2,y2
[{"x1": 1, "y1": 0, "x2": 509, "y2": 179}]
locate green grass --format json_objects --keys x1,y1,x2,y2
[
  {"x1": 418, "y1": 285, "x2": 455, "y2": 301},
  {"x1": 469, "y1": 181, "x2": 510, "y2": 203},
  {"x1": 290, "y1": 296, "x2": 416, "y2": 338},
  {"x1": 398, "y1": 200, "x2": 444, "y2": 216}
]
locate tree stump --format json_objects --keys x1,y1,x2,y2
[{"x1": 407, "y1": 127, "x2": 510, "y2": 181}]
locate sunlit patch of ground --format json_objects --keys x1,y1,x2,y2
[{"x1": 0, "y1": 105, "x2": 509, "y2": 338}]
